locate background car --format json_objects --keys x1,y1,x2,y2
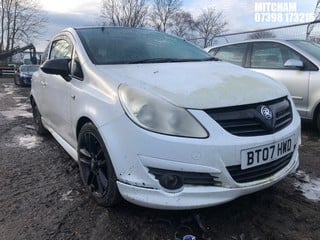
[
  {"x1": 30, "y1": 27, "x2": 300, "y2": 209},
  {"x1": 206, "y1": 39, "x2": 320, "y2": 131},
  {"x1": 14, "y1": 64, "x2": 39, "y2": 86}
]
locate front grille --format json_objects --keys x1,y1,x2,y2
[
  {"x1": 226, "y1": 152, "x2": 293, "y2": 183},
  {"x1": 205, "y1": 97, "x2": 292, "y2": 136},
  {"x1": 148, "y1": 168, "x2": 221, "y2": 186}
]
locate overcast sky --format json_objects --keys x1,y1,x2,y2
[{"x1": 35, "y1": 0, "x2": 317, "y2": 50}]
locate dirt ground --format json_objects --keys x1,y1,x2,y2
[{"x1": 0, "y1": 77, "x2": 319, "y2": 240}]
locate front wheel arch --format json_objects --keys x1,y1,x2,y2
[
  {"x1": 77, "y1": 122, "x2": 121, "y2": 207},
  {"x1": 76, "y1": 116, "x2": 92, "y2": 139}
]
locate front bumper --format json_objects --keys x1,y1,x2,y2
[
  {"x1": 99, "y1": 107, "x2": 301, "y2": 209},
  {"x1": 118, "y1": 151, "x2": 298, "y2": 209},
  {"x1": 20, "y1": 76, "x2": 32, "y2": 86}
]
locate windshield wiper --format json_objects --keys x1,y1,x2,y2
[
  {"x1": 203, "y1": 56, "x2": 220, "y2": 61},
  {"x1": 127, "y1": 58, "x2": 187, "y2": 64},
  {"x1": 127, "y1": 57, "x2": 220, "y2": 64}
]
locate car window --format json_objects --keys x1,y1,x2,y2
[
  {"x1": 41, "y1": 43, "x2": 50, "y2": 64},
  {"x1": 71, "y1": 51, "x2": 83, "y2": 79},
  {"x1": 49, "y1": 39, "x2": 72, "y2": 60},
  {"x1": 213, "y1": 44, "x2": 247, "y2": 66},
  {"x1": 251, "y1": 42, "x2": 302, "y2": 69},
  {"x1": 20, "y1": 65, "x2": 39, "y2": 72},
  {"x1": 289, "y1": 40, "x2": 320, "y2": 60},
  {"x1": 76, "y1": 27, "x2": 211, "y2": 65}
]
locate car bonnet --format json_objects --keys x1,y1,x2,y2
[{"x1": 96, "y1": 61, "x2": 289, "y2": 109}]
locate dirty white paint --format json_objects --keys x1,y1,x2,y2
[
  {"x1": 294, "y1": 170, "x2": 320, "y2": 202},
  {"x1": 18, "y1": 135, "x2": 42, "y2": 149},
  {"x1": 97, "y1": 61, "x2": 288, "y2": 109}
]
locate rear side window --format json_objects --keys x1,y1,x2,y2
[{"x1": 214, "y1": 44, "x2": 247, "y2": 66}]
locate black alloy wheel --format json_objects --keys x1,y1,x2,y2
[{"x1": 78, "y1": 123, "x2": 120, "y2": 207}]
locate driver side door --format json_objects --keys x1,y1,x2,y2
[{"x1": 40, "y1": 36, "x2": 73, "y2": 143}]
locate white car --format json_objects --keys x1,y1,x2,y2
[{"x1": 30, "y1": 27, "x2": 301, "y2": 209}]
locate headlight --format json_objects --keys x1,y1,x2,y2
[{"x1": 118, "y1": 84, "x2": 208, "y2": 138}]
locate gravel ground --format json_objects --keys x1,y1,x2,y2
[{"x1": 0, "y1": 77, "x2": 320, "y2": 240}]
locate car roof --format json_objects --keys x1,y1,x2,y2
[{"x1": 205, "y1": 39, "x2": 306, "y2": 50}]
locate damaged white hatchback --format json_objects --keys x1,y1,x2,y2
[{"x1": 30, "y1": 27, "x2": 301, "y2": 209}]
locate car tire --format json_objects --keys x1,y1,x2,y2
[
  {"x1": 14, "y1": 77, "x2": 19, "y2": 86},
  {"x1": 31, "y1": 100, "x2": 48, "y2": 135},
  {"x1": 78, "y1": 122, "x2": 120, "y2": 207},
  {"x1": 316, "y1": 111, "x2": 320, "y2": 133}
]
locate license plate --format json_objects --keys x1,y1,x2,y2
[{"x1": 241, "y1": 136, "x2": 295, "y2": 170}]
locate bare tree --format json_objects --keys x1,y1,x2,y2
[
  {"x1": 150, "y1": 0, "x2": 182, "y2": 32},
  {"x1": 170, "y1": 10, "x2": 194, "y2": 38},
  {"x1": 194, "y1": 7, "x2": 227, "y2": 48},
  {"x1": 101, "y1": 0, "x2": 149, "y2": 27},
  {"x1": 0, "y1": 0, "x2": 47, "y2": 51},
  {"x1": 249, "y1": 31, "x2": 276, "y2": 39}
]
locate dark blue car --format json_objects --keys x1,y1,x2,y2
[{"x1": 14, "y1": 65, "x2": 39, "y2": 86}]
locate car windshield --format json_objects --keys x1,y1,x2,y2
[
  {"x1": 20, "y1": 65, "x2": 39, "y2": 72},
  {"x1": 76, "y1": 27, "x2": 212, "y2": 64},
  {"x1": 288, "y1": 40, "x2": 320, "y2": 60}
]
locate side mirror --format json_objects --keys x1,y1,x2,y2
[
  {"x1": 284, "y1": 59, "x2": 304, "y2": 69},
  {"x1": 41, "y1": 59, "x2": 71, "y2": 80}
]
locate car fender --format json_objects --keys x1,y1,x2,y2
[{"x1": 70, "y1": 79, "x2": 124, "y2": 141}]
